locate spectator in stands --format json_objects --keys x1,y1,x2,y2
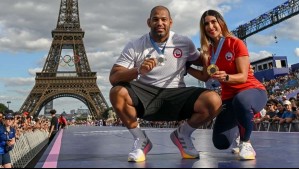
[
  {"x1": 289, "y1": 97, "x2": 298, "y2": 112},
  {"x1": 253, "y1": 111, "x2": 262, "y2": 124},
  {"x1": 296, "y1": 93, "x2": 299, "y2": 101},
  {"x1": 279, "y1": 100, "x2": 296, "y2": 125},
  {"x1": 295, "y1": 108, "x2": 299, "y2": 121},
  {"x1": 253, "y1": 108, "x2": 266, "y2": 124},
  {"x1": 0, "y1": 112, "x2": 3, "y2": 126},
  {"x1": 32, "y1": 118, "x2": 42, "y2": 131},
  {"x1": 0, "y1": 111, "x2": 16, "y2": 168},
  {"x1": 48, "y1": 109, "x2": 59, "y2": 144},
  {"x1": 260, "y1": 100, "x2": 278, "y2": 123},
  {"x1": 20, "y1": 112, "x2": 29, "y2": 129},
  {"x1": 282, "y1": 95, "x2": 287, "y2": 102},
  {"x1": 188, "y1": 9, "x2": 267, "y2": 160},
  {"x1": 273, "y1": 101, "x2": 285, "y2": 122},
  {"x1": 109, "y1": 6, "x2": 222, "y2": 162}
]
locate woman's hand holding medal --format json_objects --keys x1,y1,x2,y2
[{"x1": 210, "y1": 69, "x2": 228, "y2": 82}]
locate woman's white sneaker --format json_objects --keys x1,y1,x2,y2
[
  {"x1": 239, "y1": 142, "x2": 256, "y2": 160},
  {"x1": 231, "y1": 136, "x2": 240, "y2": 154}
]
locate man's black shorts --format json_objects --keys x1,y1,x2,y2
[{"x1": 114, "y1": 81, "x2": 209, "y2": 121}]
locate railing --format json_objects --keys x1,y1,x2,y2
[
  {"x1": 140, "y1": 120, "x2": 299, "y2": 132},
  {"x1": 254, "y1": 120, "x2": 299, "y2": 132},
  {"x1": 10, "y1": 130, "x2": 49, "y2": 168}
]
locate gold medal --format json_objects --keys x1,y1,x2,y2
[{"x1": 207, "y1": 64, "x2": 219, "y2": 76}]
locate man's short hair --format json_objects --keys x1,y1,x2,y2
[
  {"x1": 150, "y1": 6, "x2": 171, "y2": 19},
  {"x1": 50, "y1": 109, "x2": 56, "y2": 115}
]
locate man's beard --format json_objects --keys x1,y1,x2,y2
[
  {"x1": 152, "y1": 29, "x2": 165, "y2": 38},
  {"x1": 157, "y1": 33, "x2": 163, "y2": 38}
]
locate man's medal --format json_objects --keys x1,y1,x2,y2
[
  {"x1": 149, "y1": 34, "x2": 168, "y2": 66},
  {"x1": 157, "y1": 54, "x2": 165, "y2": 66},
  {"x1": 207, "y1": 37, "x2": 225, "y2": 76}
]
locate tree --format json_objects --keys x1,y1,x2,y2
[
  {"x1": 102, "y1": 107, "x2": 113, "y2": 120},
  {"x1": 0, "y1": 103, "x2": 8, "y2": 112}
]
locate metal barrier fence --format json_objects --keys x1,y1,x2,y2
[
  {"x1": 140, "y1": 120, "x2": 299, "y2": 132},
  {"x1": 9, "y1": 130, "x2": 49, "y2": 168},
  {"x1": 254, "y1": 121, "x2": 299, "y2": 132}
]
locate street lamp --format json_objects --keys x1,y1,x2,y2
[{"x1": 7, "y1": 101, "x2": 11, "y2": 109}]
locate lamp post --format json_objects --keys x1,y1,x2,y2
[{"x1": 7, "y1": 101, "x2": 11, "y2": 109}]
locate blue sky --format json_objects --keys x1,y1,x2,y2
[{"x1": 0, "y1": 0, "x2": 299, "y2": 114}]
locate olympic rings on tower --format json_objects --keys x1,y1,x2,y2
[{"x1": 55, "y1": 55, "x2": 80, "y2": 67}]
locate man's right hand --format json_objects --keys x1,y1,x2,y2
[{"x1": 138, "y1": 58, "x2": 157, "y2": 75}]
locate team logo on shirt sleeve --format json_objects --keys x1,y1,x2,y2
[
  {"x1": 225, "y1": 52, "x2": 233, "y2": 61},
  {"x1": 173, "y1": 48, "x2": 183, "y2": 58}
]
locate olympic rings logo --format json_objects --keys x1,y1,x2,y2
[{"x1": 55, "y1": 55, "x2": 80, "y2": 67}]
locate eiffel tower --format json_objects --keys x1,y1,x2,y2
[{"x1": 19, "y1": 0, "x2": 109, "y2": 118}]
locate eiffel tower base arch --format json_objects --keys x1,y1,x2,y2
[{"x1": 19, "y1": 72, "x2": 108, "y2": 119}]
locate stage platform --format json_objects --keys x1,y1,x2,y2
[{"x1": 36, "y1": 126, "x2": 299, "y2": 168}]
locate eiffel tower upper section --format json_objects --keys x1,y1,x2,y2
[
  {"x1": 19, "y1": 0, "x2": 109, "y2": 117},
  {"x1": 42, "y1": 0, "x2": 91, "y2": 75}
]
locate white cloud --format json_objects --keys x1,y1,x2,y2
[
  {"x1": 26, "y1": 38, "x2": 51, "y2": 50},
  {"x1": 295, "y1": 48, "x2": 299, "y2": 57},
  {"x1": 2, "y1": 77, "x2": 35, "y2": 87},
  {"x1": 28, "y1": 68, "x2": 42, "y2": 76},
  {"x1": 276, "y1": 16, "x2": 299, "y2": 41},
  {"x1": 247, "y1": 34, "x2": 276, "y2": 46},
  {"x1": 14, "y1": 2, "x2": 35, "y2": 9},
  {"x1": 0, "y1": 37, "x2": 11, "y2": 43},
  {"x1": 249, "y1": 50, "x2": 272, "y2": 62}
]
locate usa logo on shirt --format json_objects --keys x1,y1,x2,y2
[
  {"x1": 173, "y1": 48, "x2": 182, "y2": 58},
  {"x1": 225, "y1": 52, "x2": 233, "y2": 61}
]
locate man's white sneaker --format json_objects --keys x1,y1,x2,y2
[
  {"x1": 170, "y1": 129, "x2": 199, "y2": 159},
  {"x1": 239, "y1": 142, "x2": 256, "y2": 160},
  {"x1": 128, "y1": 137, "x2": 152, "y2": 162}
]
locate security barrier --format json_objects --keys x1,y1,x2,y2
[{"x1": 9, "y1": 130, "x2": 49, "y2": 168}]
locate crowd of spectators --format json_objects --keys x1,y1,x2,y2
[
  {"x1": 252, "y1": 70, "x2": 299, "y2": 130},
  {"x1": 0, "y1": 111, "x2": 50, "y2": 141},
  {"x1": 264, "y1": 70, "x2": 299, "y2": 99},
  {"x1": 90, "y1": 70, "x2": 299, "y2": 130}
]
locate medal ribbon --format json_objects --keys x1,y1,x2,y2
[
  {"x1": 149, "y1": 34, "x2": 168, "y2": 55},
  {"x1": 211, "y1": 37, "x2": 225, "y2": 64}
]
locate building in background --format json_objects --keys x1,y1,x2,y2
[
  {"x1": 44, "y1": 101, "x2": 53, "y2": 115},
  {"x1": 77, "y1": 108, "x2": 89, "y2": 115},
  {"x1": 70, "y1": 109, "x2": 76, "y2": 114},
  {"x1": 251, "y1": 55, "x2": 289, "y2": 82}
]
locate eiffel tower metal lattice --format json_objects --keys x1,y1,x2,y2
[{"x1": 19, "y1": 0, "x2": 109, "y2": 118}]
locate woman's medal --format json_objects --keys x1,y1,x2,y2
[
  {"x1": 208, "y1": 37, "x2": 225, "y2": 76},
  {"x1": 207, "y1": 64, "x2": 219, "y2": 76}
]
